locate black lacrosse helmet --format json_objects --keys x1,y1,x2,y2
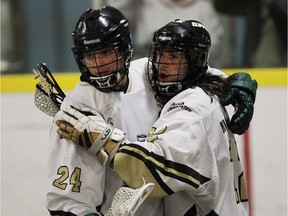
[
  {"x1": 72, "y1": 6, "x2": 133, "y2": 92},
  {"x1": 148, "y1": 19, "x2": 211, "y2": 99}
]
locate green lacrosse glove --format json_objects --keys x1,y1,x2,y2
[
  {"x1": 56, "y1": 106, "x2": 125, "y2": 165},
  {"x1": 220, "y1": 72, "x2": 258, "y2": 135}
]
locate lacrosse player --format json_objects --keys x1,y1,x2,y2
[
  {"x1": 56, "y1": 19, "x2": 256, "y2": 215},
  {"x1": 46, "y1": 6, "x2": 256, "y2": 216},
  {"x1": 46, "y1": 6, "x2": 163, "y2": 216}
]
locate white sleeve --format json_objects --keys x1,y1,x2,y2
[
  {"x1": 112, "y1": 89, "x2": 222, "y2": 214},
  {"x1": 207, "y1": 65, "x2": 228, "y2": 78},
  {"x1": 46, "y1": 112, "x2": 105, "y2": 215}
]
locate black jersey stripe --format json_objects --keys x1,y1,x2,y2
[
  {"x1": 183, "y1": 205, "x2": 219, "y2": 216},
  {"x1": 119, "y1": 144, "x2": 210, "y2": 188},
  {"x1": 49, "y1": 210, "x2": 77, "y2": 216},
  {"x1": 184, "y1": 204, "x2": 197, "y2": 216},
  {"x1": 49, "y1": 208, "x2": 102, "y2": 216},
  {"x1": 207, "y1": 210, "x2": 219, "y2": 216},
  {"x1": 119, "y1": 146, "x2": 175, "y2": 195}
]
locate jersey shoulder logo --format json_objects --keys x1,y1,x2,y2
[{"x1": 167, "y1": 101, "x2": 192, "y2": 112}]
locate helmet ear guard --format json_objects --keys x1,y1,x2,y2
[
  {"x1": 148, "y1": 19, "x2": 211, "y2": 99},
  {"x1": 72, "y1": 6, "x2": 133, "y2": 92}
]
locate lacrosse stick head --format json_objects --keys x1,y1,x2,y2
[
  {"x1": 33, "y1": 63, "x2": 66, "y2": 117},
  {"x1": 105, "y1": 181, "x2": 155, "y2": 216},
  {"x1": 34, "y1": 87, "x2": 61, "y2": 117}
]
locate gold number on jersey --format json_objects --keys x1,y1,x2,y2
[
  {"x1": 52, "y1": 166, "x2": 82, "y2": 192},
  {"x1": 70, "y1": 167, "x2": 81, "y2": 192},
  {"x1": 238, "y1": 172, "x2": 248, "y2": 202},
  {"x1": 53, "y1": 166, "x2": 69, "y2": 190},
  {"x1": 234, "y1": 172, "x2": 248, "y2": 203},
  {"x1": 230, "y1": 140, "x2": 248, "y2": 203},
  {"x1": 147, "y1": 126, "x2": 167, "y2": 142}
]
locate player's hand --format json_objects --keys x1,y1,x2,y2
[
  {"x1": 220, "y1": 72, "x2": 258, "y2": 135},
  {"x1": 56, "y1": 106, "x2": 125, "y2": 165}
]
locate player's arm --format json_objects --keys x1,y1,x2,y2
[{"x1": 55, "y1": 106, "x2": 219, "y2": 212}]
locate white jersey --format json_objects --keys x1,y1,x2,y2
[
  {"x1": 46, "y1": 55, "x2": 230, "y2": 215},
  {"x1": 113, "y1": 87, "x2": 248, "y2": 215},
  {"x1": 46, "y1": 57, "x2": 163, "y2": 216}
]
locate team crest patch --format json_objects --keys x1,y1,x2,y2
[{"x1": 167, "y1": 102, "x2": 192, "y2": 112}]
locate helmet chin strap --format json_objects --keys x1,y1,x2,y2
[
  {"x1": 81, "y1": 68, "x2": 129, "y2": 92},
  {"x1": 89, "y1": 72, "x2": 120, "y2": 89},
  {"x1": 156, "y1": 81, "x2": 183, "y2": 96}
]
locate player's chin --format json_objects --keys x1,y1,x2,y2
[{"x1": 158, "y1": 76, "x2": 171, "y2": 82}]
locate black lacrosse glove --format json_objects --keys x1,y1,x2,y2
[{"x1": 220, "y1": 72, "x2": 258, "y2": 135}]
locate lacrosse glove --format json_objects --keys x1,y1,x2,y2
[
  {"x1": 220, "y1": 72, "x2": 258, "y2": 135},
  {"x1": 56, "y1": 106, "x2": 125, "y2": 165}
]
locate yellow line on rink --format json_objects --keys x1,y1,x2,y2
[
  {"x1": 1, "y1": 73, "x2": 79, "y2": 93},
  {"x1": 222, "y1": 68, "x2": 287, "y2": 87},
  {"x1": 1, "y1": 68, "x2": 287, "y2": 93}
]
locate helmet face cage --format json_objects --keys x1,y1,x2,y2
[
  {"x1": 72, "y1": 7, "x2": 133, "y2": 92},
  {"x1": 148, "y1": 46, "x2": 188, "y2": 97},
  {"x1": 148, "y1": 19, "x2": 211, "y2": 98},
  {"x1": 73, "y1": 45, "x2": 131, "y2": 91}
]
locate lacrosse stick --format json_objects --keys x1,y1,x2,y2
[
  {"x1": 105, "y1": 180, "x2": 155, "y2": 216},
  {"x1": 33, "y1": 63, "x2": 66, "y2": 117}
]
